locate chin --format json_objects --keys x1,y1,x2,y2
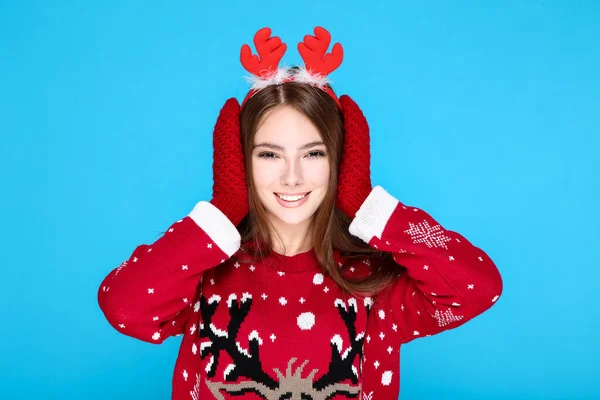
[{"x1": 270, "y1": 210, "x2": 315, "y2": 226}]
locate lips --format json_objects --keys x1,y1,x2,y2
[
  {"x1": 276, "y1": 192, "x2": 309, "y2": 201},
  {"x1": 274, "y1": 192, "x2": 311, "y2": 208}
]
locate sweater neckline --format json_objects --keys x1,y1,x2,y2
[{"x1": 265, "y1": 248, "x2": 321, "y2": 273}]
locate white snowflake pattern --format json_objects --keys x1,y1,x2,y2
[
  {"x1": 404, "y1": 220, "x2": 452, "y2": 249},
  {"x1": 433, "y1": 308, "x2": 464, "y2": 327},
  {"x1": 190, "y1": 373, "x2": 201, "y2": 400}
]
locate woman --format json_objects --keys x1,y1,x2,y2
[{"x1": 98, "y1": 27, "x2": 503, "y2": 399}]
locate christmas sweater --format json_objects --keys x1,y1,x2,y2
[{"x1": 98, "y1": 186, "x2": 503, "y2": 399}]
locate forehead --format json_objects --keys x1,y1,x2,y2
[{"x1": 255, "y1": 106, "x2": 322, "y2": 145}]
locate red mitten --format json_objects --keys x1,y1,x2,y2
[
  {"x1": 209, "y1": 98, "x2": 248, "y2": 226},
  {"x1": 337, "y1": 95, "x2": 373, "y2": 220}
]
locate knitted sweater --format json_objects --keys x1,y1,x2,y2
[{"x1": 98, "y1": 186, "x2": 503, "y2": 399}]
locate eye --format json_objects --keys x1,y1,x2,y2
[
  {"x1": 258, "y1": 151, "x2": 278, "y2": 159},
  {"x1": 306, "y1": 150, "x2": 326, "y2": 158}
]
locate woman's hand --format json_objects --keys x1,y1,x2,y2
[
  {"x1": 209, "y1": 98, "x2": 248, "y2": 226},
  {"x1": 337, "y1": 95, "x2": 373, "y2": 220}
]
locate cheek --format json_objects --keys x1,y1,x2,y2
[
  {"x1": 305, "y1": 161, "x2": 331, "y2": 186},
  {"x1": 252, "y1": 161, "x2": 278, "y2": 188}
]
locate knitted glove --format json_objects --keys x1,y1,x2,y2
[
  {"x1": 209, "y1": 98, "x2": 248, "y2": 226},
  {"x1": 336, "y1": 95, "x2": 373, "y2": 220}
]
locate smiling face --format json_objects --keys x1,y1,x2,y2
[{"x1": 251, "y1": 105, "x2": 331, "y2": 231}]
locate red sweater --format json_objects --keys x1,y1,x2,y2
[{"x1": 98, "y1": 186, "x2": 503, "y2": 399}]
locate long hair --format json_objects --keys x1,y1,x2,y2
[{"x1": 236, "y1": 77, "x2": 396, "y2": 296}]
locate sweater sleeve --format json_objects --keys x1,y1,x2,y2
[
  {"x1": 349, "y1": 186, "x2": 503, "y2": 343},
  {"x1": 349, "y1": 186, "x2": 503, "y2": 397},
  {"x1": 97, "y1": 201, "x2": 241, "y2": 344}
]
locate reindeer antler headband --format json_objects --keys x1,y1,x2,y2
[{"x1": 240, "y1": 26, "x2": 344, "y2": 108}]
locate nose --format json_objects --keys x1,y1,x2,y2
[{"x1": 281, "y1": 158, "x2": 302, "y2": 187}]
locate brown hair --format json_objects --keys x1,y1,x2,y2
[{"x1": 236, "y1": 77, "x2": 397, "y2": 296}]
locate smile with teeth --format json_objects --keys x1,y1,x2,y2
[{"x1": 276, "y1": 193, "x2": 309, "y2": 202}]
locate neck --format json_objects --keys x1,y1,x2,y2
[{"x1": 269, "y1": 218, "x2": 314, "y2": 256}]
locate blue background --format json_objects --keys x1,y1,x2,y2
[{"x1": 1, "y1": 0, "x2": 598, "y2": 399}]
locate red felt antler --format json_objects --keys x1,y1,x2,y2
[
  {"x1": 240, "y1": 27, "x2": 287, "y2": 79},
  {"x1": 298, "y1": 26, "x2": 343, "y2": 77}
]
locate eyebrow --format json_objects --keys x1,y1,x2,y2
[{"x1": 253, "y1": 141, "x2": 325, "y2": 151}]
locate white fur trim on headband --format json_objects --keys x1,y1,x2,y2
[
  {"x1": 244, "y1": 67, "x2": 292, "y2": 90},
  {"x1": 292, "y1": 67, "x2": 332, "y2": 88},
  {"x1": 244, "y1": 66, "x2": 331, "y2": 91}
]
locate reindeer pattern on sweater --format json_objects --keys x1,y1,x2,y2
[{"x1": 192, "y1": 261, "x2": 369, "y2": 399}]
